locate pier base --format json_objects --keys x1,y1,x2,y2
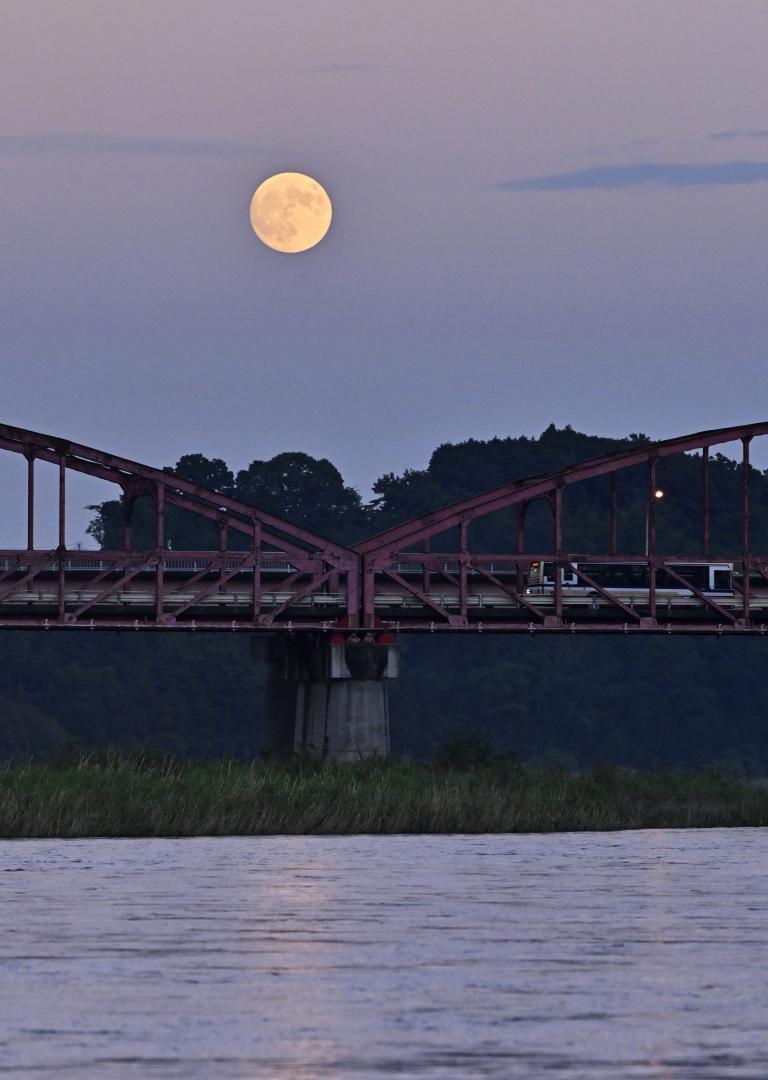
[{"x1": 257, "y1": 634, "x2": 397, "y2": 760}]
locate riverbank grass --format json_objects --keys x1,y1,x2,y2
[{"x1": 1, "y1": 757, "x2": 767, "y2": 838}]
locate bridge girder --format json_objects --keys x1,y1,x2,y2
[{"x1": 0, "y1": 421, "x2": 766, "y2": 633}]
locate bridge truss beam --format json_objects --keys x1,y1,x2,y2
[
  {"x1": 355, "y1": 422, "x2": 768, "y2": 633},
  {"x1": 0, "y1": 422, "x2": 767, "y2": 634},
  {"x1": 0, "y1": 424, "x2": 358, "y2": 630}
]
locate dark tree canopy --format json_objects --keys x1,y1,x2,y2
[
  {"x1": 173, "y1": 454, "x2": 234, "y2": 495},
  {"x1": 236, "y1": 452, "x2": 365, "y2": 544},
  {"x1": 88, "y1": 450, "x2": 366, "y2": 548},
  {"x1": 15, "y1": 424, "x2": 768, "y2": 769}
]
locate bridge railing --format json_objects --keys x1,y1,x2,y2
[{"x1": 2, "y1": 421, "x2": 768, "y2": 633}]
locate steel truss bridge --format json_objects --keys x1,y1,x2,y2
[{"x1": 1, "y1": 421, "x2": 768, "y2": 636}]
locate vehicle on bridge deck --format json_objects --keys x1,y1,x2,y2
[
  {"x1": 367, "y1": 556, "x2": 768, "y2": 627},
  {"x1": 0, "y1": 552, "x2": 765, "y2": 627},
  {"x1": 1, "y1": 418, "x2": 768, "y2": 631},
  {"x1": 526, "y1": 561, "x2": 734, "y2": 595}
]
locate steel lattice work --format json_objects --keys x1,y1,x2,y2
[
  {"x1": 0, "y1": 423, "x2": 357, "y2": 631},
  {"x1": 356, "y1": 421, "x2": 768, "y2": 634},
  {"x1": 1, "y1": 421, "x2": 768, "y2": 634}
]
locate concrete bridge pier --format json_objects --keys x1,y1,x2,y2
[{"x1": 256, "y1": 633, "x2": 398, "y2": 760}]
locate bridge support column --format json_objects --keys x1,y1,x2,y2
[
  {"x1": 258, "y1": 636, "x2": 300, "y2": 755},
  {"x1": 256, "y1": 634, "x2": 397, "y2": 760}
]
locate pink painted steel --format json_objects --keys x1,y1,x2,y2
[
  {"x1": 155, "y1": 482, "x2": 164, "y2": 622},
  {"x1": 356, "y1": 421, "x2": 768, "y2": 556},
  {"x1": 66, "y1": 558, "x2": 156, "y2": 622},
  {"x1": 660, "y1": 563, "x2": 736, "y2": 625},
  {"x1": 743, "y1": 437, "x2": 751, "y2": 624},
  {"x1": 263, "y1": 568, "x2": 336, "y2": 625},
  {"x1": 252, "y1": 521, "x2": 262, "y2": 621},
  {"x1": 355, "y1": 421, "x2": 768, "y2": 632},
  {"x1": 0, "y1": 553, "x2": 55, "y2": 604},
  {"x1": 58, "y1": 457, "x2": 66, "y2": 622},
  {"x1": 702, "y1": 447, "x2": 710, "y2": 557},
  {"x1": 380, "y1": 566, "x2": 459, "y2": 625},
  {"x1": 471, "y1": 564, "x2": 546, "y2": 621},
  {"x1": 562, "y1": 561, "x2": 640, "y2": 622},
  {"x1": 0, "y1": 425, "x2": 353, "y2": 560},
  {"x1": 0, "y1": 421, "x2": 768, "y2": 633},
  {"x1": 162, "y1": 556, "x2": 256, "y2": 624},
  {"x1": 26, "y1": 453, "x2": 34, "y2": 551},
  {"x1": 0, "y1": 422, "x2": 357, "y2": 631}
]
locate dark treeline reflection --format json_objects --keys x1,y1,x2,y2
[{"x1": 3, "y1": 424, "x2": 768, "y2": 769}]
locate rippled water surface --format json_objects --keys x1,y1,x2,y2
[{"x1": 1, "y1": 831, "x2": 767, "y2": 1078}]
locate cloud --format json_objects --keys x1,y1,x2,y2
[
  {"x1": 0, "y1": 132, "x2": 259, "y2": 157},
  {"x1": 710, "y1": 129, "x2": 768, "y2": 140},
  {"x1": 499, "y1": 161, "x2": 768, "y2": 192}
]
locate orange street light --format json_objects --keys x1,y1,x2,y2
[{"x1": 646, "y1": 489, "x2": 665, "y2": 555}]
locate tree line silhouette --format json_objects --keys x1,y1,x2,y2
[{"x1": 3, "y1": 424, "x2": 768, "y2": 769}]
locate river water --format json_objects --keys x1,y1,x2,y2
[{"x1": 1, "y1": 831, "x2": 767, "y2": 1078}]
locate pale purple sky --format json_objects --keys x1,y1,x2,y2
[{"x1": 2, "y1": 1, "x2": 768, "y2": 544}]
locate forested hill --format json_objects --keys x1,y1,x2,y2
[
  {"x1": 87, "y1": 424, "x2": 642, "y2": 549},
  {"x1": 86, "y1": 424, "x2": 768, "y2": 554},
  {"x1": 3, "y1": 424, "x2": 768, "y2": 770}
]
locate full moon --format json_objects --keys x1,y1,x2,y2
[{"x1": 249, "y1": 172, "x2": 332, "y2": 253}]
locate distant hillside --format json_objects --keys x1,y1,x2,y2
[{"x1": 3, "y1": 424, "x2": 768, "y2": 771}]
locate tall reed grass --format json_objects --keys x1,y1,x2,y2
[{"x1": 1, "y1": 755, "x2": 766, "y2": 838}]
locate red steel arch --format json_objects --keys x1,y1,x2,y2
[
  {"x1": 355, "y1": 422, "x2": 768, "y2": 632},
  {"x1": 0, "y1": 421, "x2": 767, "y2": 633},
  {"x1": 0, "y1": 423, "x2": 357, "y2": 629}
]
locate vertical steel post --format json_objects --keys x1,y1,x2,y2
[
  {"x1": 553, "y1": 487, "x2": 563, "y2": 620},
  {"x1": 516, "y1": 501, "x2": 527, "y2": 553},
  {"x1": 363, "y1": 560, "x2": 376, "y2": 628},
  {"x1": 26, "y1": 452, "x2": 35, "y2": 551},
  {"x1": 155, "y1": 483, "x2": 164, "y2": 550},
  {"x1": 459, "y1": 520, "x2": 468, "y2": 621},
  {"x1": 122, "y1": 496, "x2": 133, "y2": 550},
  {"x1": 743, "y1": 436, "x2": 751, "y2": 623},
  {"x1": 329, "y1": 565, "x2": 340, "y2": 594},
  {"x1": 251, "y1": 520, "x2": 261, "y2": 622},
  {"x1": 609, "y1": 472, "x2": 617, "y2": 555},
  {"x1": 155, "y1": 482, "x2": 165, "y2": 622},
  {"x1": 647, "y1": 458, "x2": 657, "y2": 622},
  {"x1": 58, "y1": 456, "x2": 66, "y2": 549},
  {"x1": 516, "y1": 501, "x2": 527, "y2": 593},
  {"x1": 58, "y1": 456, "x2": 66, "y2": 621},
  {"x1": 346, "y1": 559, "x2": 358, "y2": 624},
  {"x1": 422, "y1": 536, "x2": 431, "y2": 597},
  {"x1": 646, "y1": 458, "x2": 658, "y2": 556},
  {"x1": 218, "y1": 516, "x2": 227, "y2": 589},
  {"x1": 702, "y1": 446, "x2": 710, "y2": 557},
  {"x1": 553, "y1": 486, "x2": 563, "y2": 553}
]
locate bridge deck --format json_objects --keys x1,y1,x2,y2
[
  {"x1": 0, "y1": 551, "x2": 766, "y2": 633},
  {"x1": 1, "y1": 421, "x2": 768, "y2": 635}
]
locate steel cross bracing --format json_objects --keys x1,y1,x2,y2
[
  {"x1": 1, "y1": 421, "x2": 768, "y2": 635},
  {"x1": 0, "y1": 423, "x2": 357, "y2": 632}
]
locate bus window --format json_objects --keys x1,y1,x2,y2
[
  {"x1": 562, "y1": 567, "x2": 578, "y2": 587},
  {"x1": 685, "y1": 566, "x2": 709, "y2": 589},
  {"x1": 664, "y1": 565, "x2": 709, "y2": 590},
  {"x1": 537, "y1": 562, "x2": 578, "y2": 587},
  {"x1": 713, "y1": 569, "x2": 731, "y2": 592}
]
